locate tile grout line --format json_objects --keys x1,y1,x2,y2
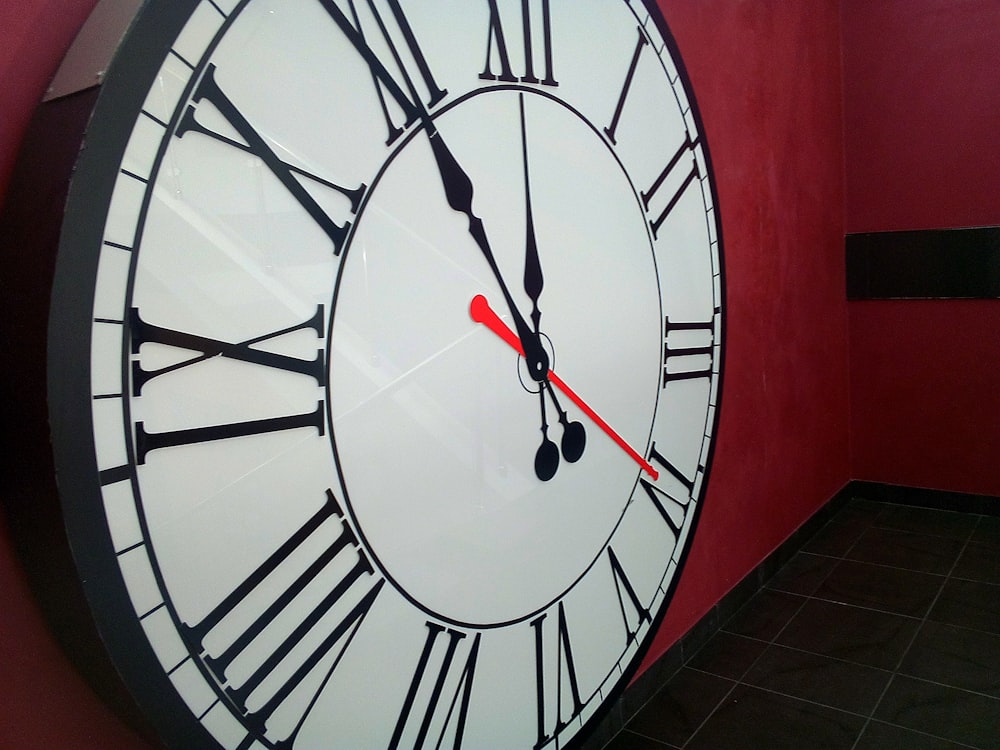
[
  {"x1": 683, "y1": 498, "x2": 875, "y2": 746},
  {"x1": 684, "y1": 678, "x2": 982, "y2": 750},
  {"x1": 847, "y1": 513, "x2": 981, "y2": 750},
  {"x1": 602, "y1": 499, "x2": 997, "y2": 750},
  {"x1": 676, "y1": 575, "x2": 820, "y2": 749},
  {"x1": 677, "y1": 505, "x2": 872, "y2": 748},
  {"x1": 746, "y1": 503, "x2": 975, "y2": 750},
  {"x1": 729, "y1": 503, "x2": 993, "y2": 749},
  {"x1": 661, "y1": 505, "x2": 859, "y2": 750}
]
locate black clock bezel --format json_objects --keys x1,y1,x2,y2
[
  {"x1": 50, "y1": 1, "x2": 224, "y2": 747},
  {"x1": 46, "y1": 2, "x2": 726, "y2": 748}
]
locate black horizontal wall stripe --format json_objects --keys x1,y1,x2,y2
[{"x1": 846, "y1": 226, "x2": 1000, "y2": 299}]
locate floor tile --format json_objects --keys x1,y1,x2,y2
[
  {"x1": 874, "y1": 505, "x2": 978, "y2": 541},
  {"x1": 684, "y1": 684, "x2": 864, "y2": 750},
  {"x1": 813, "y1": 559, "x2": 944, "y2": 617},
  {"x1": 928, "y1": 578, "x2": 1000, "y2": 635},
  {"x1": 846, "y1": 526, "x2": 964, "y2": 575},
  {"x1": 970, "y1": 515, "x2": 1000, "y2": 548},
  {"x1": 801, "y1": 518, "x2": 870, "y2": 556},
  {"x1": 839, "y1": 498, "x2": 886, "y2": 524},
  {"x1": 854, "y1": 720, "x2": 973, "y2": 750},
  {"x1": 874, "y1": 675, "x2": 1000, "y2": 749},
  {"x1": 951, "y1": 541, "x2": 1000, "y2": 585},
  {"x1": 776, "y1": 598, "x2": 921, "y2": 670},
  {"x1": 599, "y1": 498, "x2": 1000, "y2": 750},
  {"x1": 899, "y1": 621, "x2": 1000, "y2": 697},
  {"x1": 742, "y1": 644, "x2": 891, "y2": 714},
  {"x1": 623, "y1": 668, "x2": 734, "y2": 748},
  {"x1": 765, "y1": 551, "x2": 838, "y2": 595},
  {"x1": 719, "y1": 589, "x2": 805, "y2": 640},
  {"x1": 600, "y1": 729, "x2": 676, "y2": 749},
  {"x1": 685, "y1": 631, "x2": 768, "y2": 680}
]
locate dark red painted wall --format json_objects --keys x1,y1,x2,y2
[
  {"x1": 850, "y1": 300, "x2": 1000, "y2": 496},
  {"x1": 842, "y1": 0, "x2": 1000, "y2": 234},
  {"x1": 843, "y1": 0, "x2": 1000, "y2": 497},
  {"x1": 0, "y1": 2, "x2": 94, "y2": 200},
  {"x1": 0, "y1": 6, "x2": 152, "y2": 749},
  {"x1": 0, "y1": 1, "x2": 850, "y2": 745},
  {"x1": 649, "y1": 0, "x2": 849, "y2": 658}
]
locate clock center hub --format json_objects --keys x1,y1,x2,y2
[{"x1": 517, "y1": 331, "x2": 556, "y2": 394}]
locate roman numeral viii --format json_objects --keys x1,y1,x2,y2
[
  {"x1": 182, "y1": 490, "x2": 384, "y2": 748},
  {"x1": 130, "y1": 307, "x2": 326, "y2": 464}
]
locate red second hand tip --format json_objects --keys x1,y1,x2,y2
[{"x1": 469, "y1": 294, "x2": 659, "y2": 480}]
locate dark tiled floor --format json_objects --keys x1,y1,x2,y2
[{"x1": 603, "y1": 499, "x2": 1000, "y2": 749}]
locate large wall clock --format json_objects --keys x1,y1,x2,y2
[{"x1": 47, "y1": 0, "x2": 724, "y2": 747}]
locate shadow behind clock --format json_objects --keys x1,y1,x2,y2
[{"x1": 0, "y1": 84, "x2": 160, "y2": 747}]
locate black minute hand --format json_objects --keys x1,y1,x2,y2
[
  {"x1": 425, "y1": 128, "x2": 550, "y2": 382},
  {"x1": 520, "y1": 94, "x2": 544, "y2": 339}
]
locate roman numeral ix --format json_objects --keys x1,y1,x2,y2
[{"x1": 130, "y1": 307, "x2": 326, "y2": 464}]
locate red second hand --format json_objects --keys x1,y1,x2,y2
[{"x1": 470, "y1": 294, "x2": 659, "y2": 480}]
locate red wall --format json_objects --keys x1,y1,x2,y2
[
  {"x1": 843, "y1": 0, "x2": 1000, "y2": 497},
  {"x1": 649, "y1": 0, "x2": 849, "y2": 658},
  {"x1": 0, "y1": 7, "x2": 152, "y2": 749},
  {"x1": 0, "y1": 2, "x2": 94, "y2": 201},
  {"x1": 0, "y1": 1, "x2": 851, "y2": 746},
  {"x1": 850, "y1": 300, "x2": 1000, "y2": 496}
]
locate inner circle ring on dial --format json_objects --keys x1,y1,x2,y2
[{"x1": 327, "y1": 87, "x2": 660, "y2": 627}]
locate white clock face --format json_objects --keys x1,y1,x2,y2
[{"x1": 53, "y1": 1, "x2": 724, "y2": 748}]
